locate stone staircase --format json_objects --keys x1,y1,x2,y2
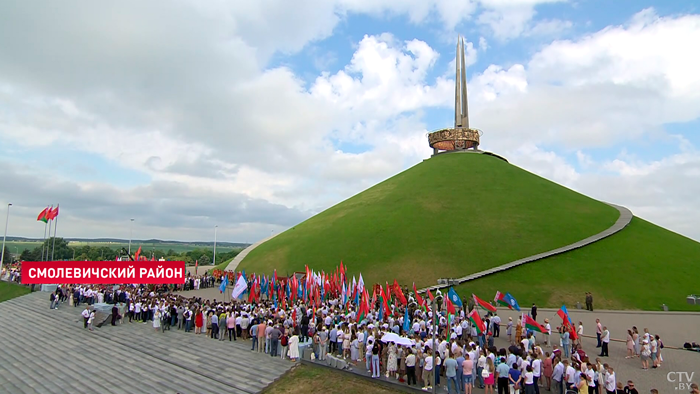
[{"x1": 0, "y1": 292, "x2": 293, "y2": 394}]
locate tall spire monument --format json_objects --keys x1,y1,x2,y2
[{"x1": 428, "y1": 36, "x2": 482, "y2": 156}]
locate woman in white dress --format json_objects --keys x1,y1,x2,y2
[
  {"x1": 387, "y1": 342, "x2": 398, "y2": 378},
  {"x1": 288, "y1": 328, "x2": 300, "y2": 361},
  {"x1": 153, "y1": 309, "x2": 161, "y2": 331}
]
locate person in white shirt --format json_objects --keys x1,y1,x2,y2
[
  {"x1": 81, "y1": 306, "x2": 91, "y2": 329},
  {"x1": 604, "y1": 366, "x2": 616, "y2": 394},
  {"x1": 544, "y1": 319, "x2": 552, "y2": 346},
  {"x1": 599, "y1": 327, "x2": 610, "y2": 357},
  {"x1": 87, "y1": 310, "x2": 95, "y2": 331},
  {"x1": 532, "y1": 354, "x2": 542, "y2": 391},
  {"x1": 585, "y1": 362, "x2": 597, "y2": 392},
  {"x1": 491, "y1": 314, "x2": 501, "y2": 337},
  {"x1": 423, "y1": 351, "x2": 434, "y2": 390},
  {"x1": 564, "y1": 360, "x2": 576, "y2": 391}
]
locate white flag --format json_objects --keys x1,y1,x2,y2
[{"x1": 231, "y1": 275, "x2": 248, "y2": 299}]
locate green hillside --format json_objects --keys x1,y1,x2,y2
[
  {"x1": 455, "y1": 217, "x2": 700, "y2": 311},
  {"x1": 240, "y1": 153, "x2": 619, "y2": 287}
]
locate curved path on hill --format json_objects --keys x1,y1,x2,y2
[
  {"x1": 420, "y1": 202, "x2": 634, "y2": 294},
  {"x1": 224, "y1": 232, "x2": 280, "y2": 272}
]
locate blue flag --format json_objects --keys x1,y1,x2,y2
[
  {"x1": 447, "y1": 287, "x2": 463, "y2": 308},
  {"x1": 219, "y1": 275, "x2": 228, "y2": 293},
  {"x1": 504, "y1": 292, "x2": 521, "y2": 311},
  {"x1": 403, "y1": 306, "x2": 410, "y2": 333}
]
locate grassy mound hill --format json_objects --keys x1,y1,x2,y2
[
  {"x1": 455, "y1": 217, "x2": 700, "y2": 311},
  {"x1": 240, "y1": 153, "x2": 620, "y2": 287}
]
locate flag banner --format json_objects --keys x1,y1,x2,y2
[
  {"x1": 557, "y1": 305, "x2": 578, "y2": 340},
  {"x1": 219, "y1": 275, "x2": 228, "y2": 294},
  {"x1": 468, "y1": 309, "x2": 486, "y2": 334},
  {"x1": 37, "y1": 207, "x2": 49, "y2": 223},
  {"x1": 504, "y1": 292, "x2": 521, "y2": 311},
  {"x1": 523, "y1": 314, "x2": 547, "y2": 333},
  {"x1": 21, "y1": 261, "x2": 186, "y2": 284},
  {"x1": 473, "y1": 294, "x2": 497, "y2": 313},
  {"x1": 447, "y1": 287, "x2": 463, "y2": 308},
  {"x1": 495, "y1": 291, "x2": 521, "y2": 311},
  {"x1": 403, "y1": 304, "x2": 410, "y2": 332}
]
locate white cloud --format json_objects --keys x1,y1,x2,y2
[
  {"x1": 525, "y1": 19, "x2": 573, "y2": 37},
  {"x1": 477, "y1": 0, "x2": 567, "y2": 40},
  {"x1": 1, "y1": 2, "x2": 700, "y2": 245}
]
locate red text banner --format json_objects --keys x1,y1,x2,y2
[{"x1": 21, "y1": 261, "x2": 186, "y2": 284}]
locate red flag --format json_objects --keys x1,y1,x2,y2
[
  {"x1": 446, "y1": 297, "x2": 456, "y2": 315},
  {"x1": 427, "y1": 289, "x2": 435, "y2": 302},
  {"x1": 393, "y1": 280, "x2": 407, "y2": 305},
  {"x1": 473, "y1": 294, "x2": 497, "y2": 313},
  {"x1": 413, "y1": 283, "x2": 425, "y2": 307},
  {"x1": 379, "y1": 286, "x2": 390, "y2": 319},
  {"x1": 37, "y1": 207, "x2": 49, "y2": 222},
  {"x1": 46, "y1": 205, "x2": 59, "y2": 220},
  {"x1": 468, "y1": 309, "x2": 487, "y2": 334},
  {"x1": 522, "y1": 314, "x2": 547, "y2": 333},
  {"x1": 135, "y1": 246, "x2": 142, "y2": 261}
]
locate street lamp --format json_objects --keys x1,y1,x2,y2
[
  {"x1": 0, "y1": 203, "x2": 11, "y2": 273},
  {"x1": 128, "y1": 218, "x2": 134, "y2": 255},
  {"x1": 213, "y1": 225, "x2": 218, "y2": 266}
]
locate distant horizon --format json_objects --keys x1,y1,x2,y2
[{"x1": 3, "y1": 235, "x2": 251, "y2": 246}]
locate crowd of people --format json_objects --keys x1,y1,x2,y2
[{"x1": 44, "y1": 269, "x2": 689, "y2": 394}]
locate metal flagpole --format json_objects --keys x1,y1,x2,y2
[
  {"x1": 213, "y1": 225, "x2": 218, "y2": 267},
  {"x1": 50, "y1": 205, "x2": 59, "y2": 261},
  {"x1": 41, "y1": 206, "x2": 51, "y2": 261},
  {"x1": 1, "y1": 203, "x2": 11, "y2": 275}
]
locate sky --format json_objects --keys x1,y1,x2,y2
[{"x1": 1, "y1": 0, "x2": 699, "y2": 244}]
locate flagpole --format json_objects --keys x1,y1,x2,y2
[
  {"x1": 41, "y1": 207, "x2": 50, "y2": 261},
  {"x1": 50, "y1": 207, "x2": 58, "y2": 261}
]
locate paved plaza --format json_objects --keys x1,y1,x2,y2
[
  {"x1": 0, "y1": 291, "x2": 293, "y2": 394},
  {"x1": 0, "y1": 287, "x2": 697, "y2": 394},
  {"x1": 179, "y1": 285, "x2": 700, "y2": 392}
]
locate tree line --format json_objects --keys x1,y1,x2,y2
[{"x1": 13, "y1": 238, "x2": 241, "y2": 266}]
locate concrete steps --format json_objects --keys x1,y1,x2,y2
[{"x1": 0, "y1": 292, "x2": 293, "y2": 394}]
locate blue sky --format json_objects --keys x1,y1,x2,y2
[{"x1": 0, "y1": 0, "x2": 699, "y2": 242}]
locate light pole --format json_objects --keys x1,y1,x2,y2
[
  {"x1": 213, "y1": 225, "x2": 218, "y2": 266},
  {"x1": 128, "y1": 218, "x2": 134, "y2": 255},
  {"x1": 1, "y1": 203, "x2": 11, "y2": 274}
]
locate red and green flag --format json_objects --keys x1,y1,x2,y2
[
  {"x1": 494, "y1": 291, "x2": 509, "y2": 308},
  {"x1": 37, "y1": 207, "x2": 49, "y2": 223},
  {"x1": 468, "y1": 309, "x2": 486, "y2": 334},
  {"x1": 522, "y1": 314, "x2": 547, "y2": 333},
  {"x1": 473, "y1": 294, "x2": 497, "y2": 313}
]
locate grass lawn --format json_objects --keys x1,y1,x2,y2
[
  {"x1": 208, "y1": 256, "x2": 236, "y2": 273},
  {"x1": 454, "y1": 217, "x2": 700, "y2": 311},
  {"x1": 0, "y1": 281, "x2": 31, "y2": 303},
  {"x1": 241, "y1": 153, "x2": 619, "y2": 288},
  {"x1": 262, "y1": 364, "x2": 404, "y2": 394}
]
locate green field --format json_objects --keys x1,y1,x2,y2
[
  {"x1": 0, "y1": 281, "x2": 31, "y2": 303},
  {"x1": 240, "y1": 153, "x2": 619, "y2": 288},
  {"x1": 454, "y1": 217, "x2": 700, "y2": 311},
  {"x1": 262, "y1": 364, "x2": 403, "y2": 394},
  {"x1": 4, "y1": 241, "x2": 240, "y2": 255},
  {"x1": 239, "y1": 152, "x2": 700, "y2": 310}
]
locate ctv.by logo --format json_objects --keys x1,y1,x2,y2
[{"x1": 667, "y1": 372, "x2": 695, "y2": 390}]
